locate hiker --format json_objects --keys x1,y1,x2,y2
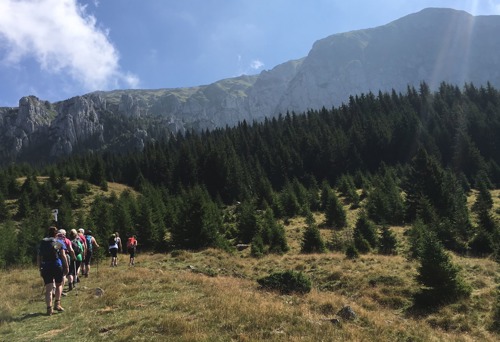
[
  {"x1": 83, "y1": 230, "x2": 99, "y2": 277},
  {"x1": 57, "y1": 229, "x2": 75, "y2": 293},
  {"x1": 68, "y1": 229, "x2": 83, "y2": 291},
  {"x1": 108, "y1": 233, "x2": 119, "y2": 267},
  {"x1": 37, "y1": 226, "x2": 69, "y2": 315},
  {"x1": 115, "y1": 232, "x2": 123, "y2": 253},
  {"x1": 77, "y1": 228, "x2": 87, "y2": 276},
  {"x1": 127, "y1": 235, "x2": 138, "y2": 266}
]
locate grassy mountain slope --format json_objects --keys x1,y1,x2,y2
[{"x1": 0, "y1": 186, "x2": 498, "y2": 341}]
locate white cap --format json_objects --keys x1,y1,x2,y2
[
  {"x1": 78, "y1": 228, "x2": 85, "y2": 233},
  {"x1": 57, "y1": 229, "x2": 66, "y2": 236}
]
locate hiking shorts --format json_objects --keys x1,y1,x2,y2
[
  {"x1": 128, "y1": 247, "x2": 136, "y2": 258},
  {"x1": 84, "y1": 251, "x2": 93, "y2": 265},
  {"x1": 109, "y1": 247, "x2": 118, "y2": 258},
  {"x1": 41, "y1": 265, "x2": 64, "y2": 285},
  {"x1": 69, "y1": 260, "x2": 81, "y2": 277}
]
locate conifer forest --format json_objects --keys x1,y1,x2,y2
[{"x1": 1, "y1": 82, "x2": 499, "y2": 298}]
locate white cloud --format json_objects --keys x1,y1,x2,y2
[
  {"x1": 250, "y1": 59, "x2": 264, "y2": 70},
  {"x1": 0, "y1": 0, "x2": 137, "y2": 91}
]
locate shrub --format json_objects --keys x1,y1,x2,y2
[
  {"x1": 257, "y1": 270, "x2": 312, "y2": 294},
  {"x1": 345, "y1": 245, "x2": 359, "y2": 259}
]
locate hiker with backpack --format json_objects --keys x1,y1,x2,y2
[
  {"x1": 108, "y1": 233, "x2": 119, "y2": 267},
  {"x1": 127, "y1": 235, "x2": 138, "y2": 266},
  {"x1": 57, "y1": 229, "x2": 75, "y2": 294},
  {"x1": 77, "y1": 228, "x2": 87, "y2": 276},
  {"x1": 68, "y1": 229, "x2": 83, "y2": 291},
  {"x1": 37, "y1": 226, "x2": 69, "y2": 316},
  {"x1": 83, "y1": 230, "x2": 99, "y2": 277}
]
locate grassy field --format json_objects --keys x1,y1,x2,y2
[
  {"x1": 0, "y1": 225, "x2": 499, "y2": 341},
  {"x1": 0, "y1": 184, "x2": 499, "y2": 341}
]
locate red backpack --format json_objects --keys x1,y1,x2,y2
[{"x1": 127, "y1": 237, "x2": 137, "y2": 249}]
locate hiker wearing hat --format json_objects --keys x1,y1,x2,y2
[
  {"x1": 83, "y1": 230, "x2": 99, "y2": 277},
  {"x1": 37, "y1": 226, "x2": 69, "y2": 315}
]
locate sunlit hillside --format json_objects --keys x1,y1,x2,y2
[{"x1": 1, "y1": 185, "x2": 498, "y2": 341}]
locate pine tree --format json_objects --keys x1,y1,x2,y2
[
  {"x1": 16, "y1": 192, "x2": 31, "y2": 219},
  {"x1": 137, "y1": 196, "x2": 158, "y2": 250},
  {"x1": 280, "y1": 181, "x2": 301, "y2": 218},
  {"x1": 414, "y1": 232, "x2": 471, "y2": 307},
  {"x1": 345, "y1": 244, "x2": 359, "y2": 259},
  {"x1": 250, "y1": 232, "x2": 265, "y2": 258},
  {"x1": 0, "y1": 221, "x2": 18, "y2": 267},
  {"x1": 378, "y1": 225, "x2": 398, "y2": 255},
  {"x1": 89, "y1": 157, "x2": 108, "y2": 190},
  {"x1": 407, "y1": 219, "x2": 427, "y2": 260},
  {"x1": 336, "y1": 174, "x2": 360, "y2": 207},
  {"x1": 170, "y1": 186, "x2": 225, "y2": 250},
  {"x1": 0, "y1": 192, "x2": 9, "y2": 222},
  {"x1": 88, "y1": 195, "x2": 113, "y2": 242},
  {"x1": 301, "y1": 212, "x2": 325, "y2": 253},
  {"x1": 260, "y1": 207, "x2": 289, "y2": 254},
  {"x1": 324, "y1": 188, "x2": 347, "y2": 229},
  {"x1": 57, "y1": 198, "x2": 75, "y2": 231},
  {"x1": 365, "y1": 169, "x2": 405, "y2": 225},
  {"x1": 237, "y1": 200, "x2": 259, "y2": 244},
  {"x1": 404, "y1": 149, "x2": 446, "y2": 222},
  {"x1": 353, "y1": 212, "x2": 378, "y2": 253},
  {"x1": 472, "y1": 179, "x2": 493, "y2": 213}
]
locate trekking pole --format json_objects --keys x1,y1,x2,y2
[
  {"x1": 96, "y1": 249, "x2": 99, "y2": 278},
  {"x1": 74, "y1": 260, "x2": 78, "y2": 296}
]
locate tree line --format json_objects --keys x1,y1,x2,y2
[{"x1": 0, "y1": 81, "x2": 499, "y2": 269}]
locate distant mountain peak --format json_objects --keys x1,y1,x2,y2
[{"x1": 2, "y1": 8, "x2": 500, "y2": 162}]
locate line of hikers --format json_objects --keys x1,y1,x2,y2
[
  {"x1": 108, "y1": 232, "x2": 138, "y2": 267},
  {"x1": 37, "y1": 226, "x2": 138, "y2": 316}
]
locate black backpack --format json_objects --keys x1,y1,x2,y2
[
  {"x1": 39, "y1": 237, "x2": 59, "y2": 262},
  {"x1": 71, "y1": 239, "x2": 81, "y2": 256}
]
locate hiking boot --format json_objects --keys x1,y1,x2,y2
[
  {"x1": 68, "y1": 283, "x2": 73, "y2": 291},
  {"x1": 47, "y1": 306, "x2": 53, "y2": 316},
  {"x1": 54, "y1": 301, "x2": 64, "y2": 312}
]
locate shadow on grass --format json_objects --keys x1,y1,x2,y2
[
  {"x1": 14, "y1": 312, "x2": 46, "y2": 321},
  {"x1": 1, "y1": 311, "x2": 45, "y2": 323},
  {"x1": 405, "y1": 288, "x2": 469, "y2": 318}
]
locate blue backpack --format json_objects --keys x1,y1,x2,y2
[{"x1": 85, "y1": 235, "x2": 93, "y2": 252}]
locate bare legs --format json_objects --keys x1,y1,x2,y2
[{"x1": 45, "y1": 281, "x2": 63, "y2": 315}]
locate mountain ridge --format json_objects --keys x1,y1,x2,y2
[{"x1": 1, "y1": 7, "x2": 500, "y2": 162}]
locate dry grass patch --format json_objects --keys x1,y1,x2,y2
[
  {"x1": 1, "y1": 184, "x2": 500, "y2": 341},
  {"x1": 1, "y1": 248, "x2": 499, "y2": 341}
]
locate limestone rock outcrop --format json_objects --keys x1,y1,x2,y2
[{"x1": 2, "y1": 8, "x2": 500, "y2": 162}]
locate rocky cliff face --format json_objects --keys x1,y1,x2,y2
[
  {"x1": 0, "y1": 96, "x2": 53, "y2": 156},
  {"x1": 1, "y1": 8, "x2": 500, "y2": 162},
  {"x1": 277, "y1": 8, "x2": 500, "y2": 113}
]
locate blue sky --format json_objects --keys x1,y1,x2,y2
[{"x1": 1, "y1": 0, "x2": 499, "y2": 107}]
